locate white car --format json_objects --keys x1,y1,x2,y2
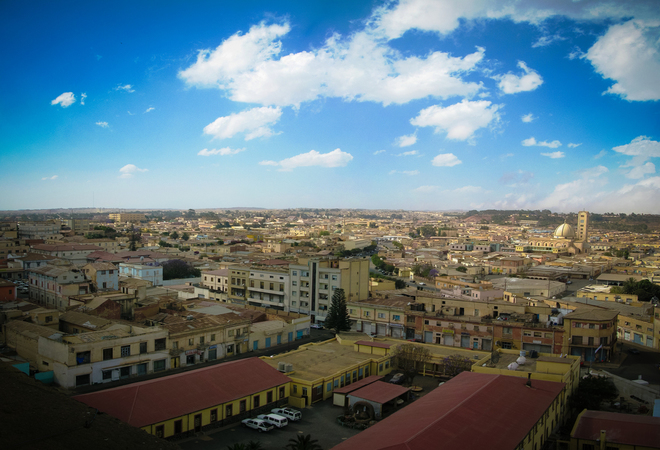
[
  {"x1": 271, "y1": 407, "x2": 302, "y2": 422},
  {"x1": 241, "y1": 418, "x2": 274, "y2": 432},
  {"x1": 257, "y1": 413, "x2": 288, "y2": 428},
  {"x1": 418, "y1": 282, "x2": 426, "y2": 286}
]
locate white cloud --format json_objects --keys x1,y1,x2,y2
[
  {"x1": 261, "y1": 148, "x2": 353, "y2": 171},
  {"x1": 585, "y1": 20, "x2": 660, "y2": 101},
  {"x1": 115, "y1": 84, "x2": 135, "y2": 93},
  {"x1": 80, "y1": 93, "x2": 87, "y2": 105},
  {"x1": 522, "y1": 137, "x2": 562, "y2": 148},
  {"x1": 535, "y1": 165, "x2": 609, "y2": 212},
  {"x1": 541, "y1": 151, "x2": 565, "y2": 159},
  {"x1": 41, "y1": 175, "x2": 58, "y2": 181},
  {"x1": 431, "y1": 153, "x2": 461, "y2": 167},
  {"x1": 612, "y1": 136, "x2": 660, "y2": 158},
  {"x1": 119, "y1": 164, "x2": 148, "y2": 178},
  {"x1": 495, "y1": 61, "x2": 543, "y2": 94},
  {"x1": 198, "y1": 147, "x2": 246, "y2": 156},
  {"x1": 145, "y1": 107, "x2": 155, "y2": 113},
  {"x1": 203, "y1": 106, "x2": 282, "y2": 141},
  {"x1": 179, "y1": 21, "x2": 484, "y2": 107},
  {"x1": 450, "y1": 185, "x2": 486, "y2": 194},
  {"x1": 95, "y1": 121, "x2": 109, "y2": 128},
  {"x1": 373, "y1": 150, "x2": 386, "y2": 155},
  {"x1": 532, "y1": 34, "x2": 565, "y2": 48},
  {"x1": 51, "y1": 92, "x2": 75, "y2": 107},
  {"x1": 568, "y1": 143, "x2": 582, "y2": 148},
  {"x1": 397, "y1": 150, "x2": 419, "y2": 156},
  {"x1": 412, "y1": 185, "x2": 441, "y2": 194},
  {"x1": 594, "y1": 150, "x2": 607, "y2": 159},
  {"x1": 521, "y1": 113, "x2": 536, "y2": 123},
  {"x1": 411, "y1": 99, "x2": 501, "y2": 141},
  {"x1": 395, "y1": 133, "x2": 417, "y2": 147},
  {"x1": 625, "y1": 162, "x2": 656, "y2": 179}
]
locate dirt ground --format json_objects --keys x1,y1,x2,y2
[{"x1": 0, "y1": 361, "x2": 180, "y2": 450}]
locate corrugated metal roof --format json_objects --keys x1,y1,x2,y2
[
  {"x1": 334, "y1": 375, "x2": 383, "y2": 395},
  {"x1": 74, "y1": 358, "x2": 290, "y2": 428},
  {"x1": 348, "y1": 381, "x2": 410, "y2": 405},
  {"x1": 333, "y1": 372, "x2": 564, "y2": 450},
  {"x1": 571, "y1": 410, "x2": 660, "y2": 448}
]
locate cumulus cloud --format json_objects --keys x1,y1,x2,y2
[
  {"x1": 51, "y1": 92, "x2": 75, "y2": 107},
  {"x1": 535, "y1": 165, "x2": 610, "y2": 211},
  {"x1": 119, "y1": 164, "x2": 148, "y2": 178},
  {"x1": 411, "y1": 99, "x2": 501, "y2": 141},
  {"x1": 80, "y1": 93, "x2": 87, "y2": 105},
  {"x1": 495, "y1": 61, "x2": 543, "y2": 94},
  {"x1": 568, "y1": 143, "x2": 582, "y2": 148},
  {"x1": 521, "y1": 113, "x2": 536, "y2": 123},
  {"x1": 395, "y1": 133, "x2": 417, "y2": 147},
  {"x1": 197, "y1": 147, "x2": 246, "y2": 156},
  {"x1": 522, "y1": 137, "x2": 562, "y2": 148},
  {"x1": 541, "y1": 151, "x2": 565, "y2": 159},
  {"x1": 41, "y1": 175, "x2": 58, "y2": 181},
  {"x1": 397, "y1": 150, "x2": 419, "y2": 156},
  {"x1": 179, "y1": 21, "x2": 484, "y2": 107},
  {"x1": 203, "y1": 106, "x2": 282, "y2": 141},
  {"x1": 115, "y1": 84, "x2": 135, "y2": 93},
  {"x1": 585, "y1": 20, "x2": 660, "y2": 101},
  {"x1": 260, "y1": 148, "x2": 353, "y2": 171},
  {"x1": 613, "y1": 136, "x2": 660, "y2": 179},
  {"x1": 96, "y1": 121, "x2": 109, "y2": 128},
  {"x1": 532, "y1": 34, "x2": 565, "y2": 48},
  {"x1": 625, "y1": 162, "x2": 656, "y2": 179},
  {"x1": 145, "y1": 107, "x2": 155, "y2": 113},
  {"x1": 431, "y1": 153, "x2": 461, "y2": 167}
]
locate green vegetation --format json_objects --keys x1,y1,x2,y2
[
  {"x1": 611, "y1": 277, "x2": 660, "y2": 302},
  {"x1": 570, "y1": 374, "x2": 618, "y2": 413},
  {"x1": 391, "y1": 343, "x2": 432, "y2": 386},
  {"x1": 161, "y1": 259, "x2": 201, "y2": 280},
  {"x1": 284, "y1": 434, "x2": 322, "y2": 450},
  {"x1": 324, "y1": 288, "x2": 351, "y2": 334}
]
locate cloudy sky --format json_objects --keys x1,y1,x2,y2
[{"x1": 1, "y1": 0, "x2": 659, "y2": 213}]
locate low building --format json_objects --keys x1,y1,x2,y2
[
  {"x1": 333, "y1": 371, "x2": 566, "y2": 450},
  {"x1": 82, "y1": 262, "x2": 119, "y2": 291},
  {"x1": 570, "y1": 410, "x2": 660, "y2": 450},
  {"x1": 347, "y1": 296, "x2": 408, "y2": 338},
  {"x1": 0, "y1": 279, "x2": 18, "y2": 302},
  {"x1": 28, "y1": 263, "x2": 92, "y2": 310},
  {"x1": 200, "y1": 268, "x2": 229, "y2": 292},
  {"x1": 118, "y1": 262, "x2": 163, "y2": 286},
  {"x1": 74, "y1": 358, "x2": 291, "y2": 439}
]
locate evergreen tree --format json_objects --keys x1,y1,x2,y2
[{"x1": 324, "y1": 288, "x2": 351, "y2": 334}]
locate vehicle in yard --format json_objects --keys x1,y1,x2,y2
[
  {"x1": 271, "y1": 407, "x2": 302, "y2": 421},
  {"x1": 241, "y1": 418, "x2": 274, "y2": 432},
  {"x1": 390, "y1": 373, "x2": 404, "y2": 384},
  {"x1": 418, "y1": 282, "x2": 426, "y2": 286},
  {"x1": 257, "y1": 413, "x2": 288, "y2": 428}
]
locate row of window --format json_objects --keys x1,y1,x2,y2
[{"x1": 98, "y1": 338, "x2": 167, "y2": 361}]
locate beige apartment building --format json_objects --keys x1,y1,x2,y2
[{"x1": 109, "y1": 213, "x2": 146, "y2": 223}]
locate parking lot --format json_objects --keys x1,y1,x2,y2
[{"x1": 179, "y1": 374, "x2": 442, "y2": 450}]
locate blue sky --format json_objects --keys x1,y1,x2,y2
[{"x1": 1, "y1": 0, "x2": 659, "y2": 213}]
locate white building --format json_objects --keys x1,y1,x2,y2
[{"x1": 118, "y1": 262, "x2": 163, "y2": 286}]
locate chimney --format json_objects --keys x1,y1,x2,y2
[{"x1": 526, "y1": 372, "x2": 532, "y2": 388}]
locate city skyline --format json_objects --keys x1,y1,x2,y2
[{"x1": 1, "y1": 0, "x2": 659, "y2": 213}]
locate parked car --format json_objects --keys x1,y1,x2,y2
[
  {"x1": 310, "y1": 324, "x2": 324, "y2": 329},
  {"x1": 566, "y1": 280, "x2": 572, "y2": 284},
  {"x1": 390, "y1": 373, "x2": 405, "y2": 384},
  {"x1": 271, "y1": 407, "x2": 302, "y2": 422},
  {"x1": 241, "y1": 418, "x2": 274, "y2": 432},
  {"x1": 257, "y1": 413, "x2": 288, "y2": 428}
]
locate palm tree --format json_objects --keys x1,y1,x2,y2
[
  {"x1": 246, "y1": 442, "x2": 263, "y2": 450},
  {"x1": 284, "y1": 434, "x2": 322, "y2": 450}
]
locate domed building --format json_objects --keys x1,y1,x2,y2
[{"x1": 522, "y1": 211, "x2": 590, "y2": 255}]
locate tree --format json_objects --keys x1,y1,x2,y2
[
  {"x1": 569, "y1": 374, "x2": 618, "y2": 413},
  {"x1": 128, "y1": 228, "x2": 141, "y2": 251},
  {"x1": 170, "y1": 231, "x2": 179, "y2": 240},
  {"x1": 455, "y1": 266, "x2": 468, "y2": 273},
  {"x1": 182, "y1": 232, "x2": 190, "y2": 241},
  {"x1": 184, "y1": 209, "x2": 196, "y2": 218},
  {"x1": 441, "y1": 354, "x2": 472, "y2": 377},
  {"x1": 284, "y1": 434, "x2": 322, "y2": 450},
  {"x1": 161, "y1": 259, "x2": 201, "y2": 280},
  {"x1": 158, "y1": 240, "x2": 172, "y2": 248},
  {"x1": 390, "y1": 343, "x2": 431, "y2": 386},
  {"x1": 324, "y1": 288, "x2": 351, "y2": 334}
]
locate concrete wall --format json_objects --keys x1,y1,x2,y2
[{"x1": 601, "y1": 370, "x2": 660, "y2": 406}]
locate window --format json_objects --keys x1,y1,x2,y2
[
  {"x1": 228, "y1": 329, "x2": 234, "y2": 336},
  {"x1": 102, "y1": 370, "x2": 112, "y2": 380},
  {"x1": 523, "y1": 331, "x2": 532, "y2": 337},
  {"x1": 227, "y1": 344, "x2": 234, "y2": 353},
  {"x1": 45, "y1": 315, "x2": 53, "y2": 323},
  {"x1": 378, "y1": 313, "x2": 385, "y2": 319},
  {"x1": 153, "y1": 359, "x2": 166, "y2": 372},
  {"x1": 292, "y1": 271, "x2": 297, "y2": 276},
  {"x1": 211, "y1": 334, "x2": 215, "y2": 341},
  {"x1": 534, "y1": 332, "x2": 542, "y2": 337},
  {"x1": 253, "y1": 395, "x2": 260, "y2": 408},
  {"x1": 140, "y1": 342, "x2": 148, "y2": 354},
  {"x1": 267, "y1": 391, "x2": 273, "y2": 403},
  {"x1": 327, "y1": 382, "x2": 332, "y2": 392},
  {"x1": 393, "y1": 315, "x2": 400, "y2": 321},
  {"x1": 210, "y1": 409, "x2": 218, "y2": 422},
  {"x1": 199, "y1": 336, "x2": 205, "y2": 345},
  {"x1": 155, "y1": 425, "x2": 164, "y2": 438},
  {"x1": 573, "y1": 336, "x2": 583, "y2": 345},
  {"x1": 292, "y1": 280, "x2": 297, "y2": 286},
  {"x1": 120, "y1": 345, "x2": 130, "y2": 357},
  {"x1": 502, "y1": 342, "x2": 512, "y2": 349},
  {"x1": 292, "y1": 291, "x2": 297, "y2": 296},
  {"x1": 172, "y1": 341, "x2": 178, "y2": 350},
  {"x1": 332, "y1": 275, "x2": 338, "y2": 281},
  {"x1": 239, "y1": 400, "x2": 246, "y2": 413},
  {"x1": 155, "y1": 338, "x2": 166, "y2": 351},
  {"x1": 279, "y1": 386, "x2": 285, "y2": 399},
  {"x1": 503, "y1": 327, "x2": 512, "y2": 335},
  {"x1": 103, "y1": 348, "x2": 113, "y2": 360},
  {"x1": 226, "y1": 404, "x2": 233, "y2": 417},
  {"x1": 301, "y1": 271, "x2": 309, "y2": 277},
  {"x1": 189, "y1": 338, "x2": 194, "y2": 345}
]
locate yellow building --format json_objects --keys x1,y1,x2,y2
[
  {"x1": 570, "y1": 410, "x2": 660, "y2": 450},
  {"x1": 577, "y1": 285, "x2": 642, "y2": 306},
  {"x1": 562, "y1": 308, "x2": 618, "y2": 362},
  {"x1": 74, "y1": 358, "x2": 291, "y2": 439},
  {"x1": 347, "y1": 296, "x2": 408, "y2": 338}
]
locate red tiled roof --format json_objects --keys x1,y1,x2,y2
[
  {"x1": 332, "y1": 372, "x2": 565, "y2": 450},
  {"x1": 334, "y1": 375, "x2": 383, "y2": 395},
  {"x1": 571, "y1": 410, "x2": 660, "y2": 448},
  {"x1": 348, "y1": 381, "x2": 410, "y2": 405},
  {"x1": 73, "y1": 358, "x2": 290, "y2": 428}
]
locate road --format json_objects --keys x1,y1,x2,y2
[{"x1": 606, "y1": 343, "x2": 660, "y2": 385}]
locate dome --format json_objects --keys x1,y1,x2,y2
[{"x1": 553, "y1": 223, "x2": 575, "y2": 239}]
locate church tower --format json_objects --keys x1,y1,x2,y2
[{"x1": 577, "y1": 211, "x2": 589, "y2": 242}]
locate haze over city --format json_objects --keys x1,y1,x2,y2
[{"x1": 1, "y1": 0, "x2": 659, "y2": 213}]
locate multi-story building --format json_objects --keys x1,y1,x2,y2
[
  {"x1": 61, "y1": 219, "x2": 92, "y2": 234},
  {"x1": 201, "y1": 268, "x2": 229, "y2": 293},
  {"x1": 31, "y1": 243, "x2": 102, "y2": 265},
  {"x1": 3, "y1": 319, "x2": 169, "y2": 388},
  {"x1": 82, "y1": 262, "x2": 119, "y2": 291},
  {"x1": 108, "y1": 213, "x2": 146, "y2": 223},
  {"x1": 562, "y1": 307, "x2": 618, "y2": 362},
  {"x1": 576, "y1": 210, "x2": 589, "y2": 242},
  {"x1": 28, "y1": 263, "x2": 92, "y2": 310},
  {"x1": 0, "y1": 280, "x2": 18, "y2": 302},
  {"x1": 118, "y1": 262, "x2": 163, "y2": 286},
  {"x1": 347, "y1": 296, "x2": 408, "y2": 338},
  {"x1": 246, "y1": 268, "x2": 289, "y2": 310},
  {"x1": 618, "y1": 307, "x2": 658, "y2": 349},
  {"x1": 18, "y1": 221, "x2": 61, "y2": 239},
  {"x1": 0, "y1": 238, "x2": 29, "y2": 258},
  {"x1": 227, "y1": 266, "x2": 249, "y2": 304}
]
